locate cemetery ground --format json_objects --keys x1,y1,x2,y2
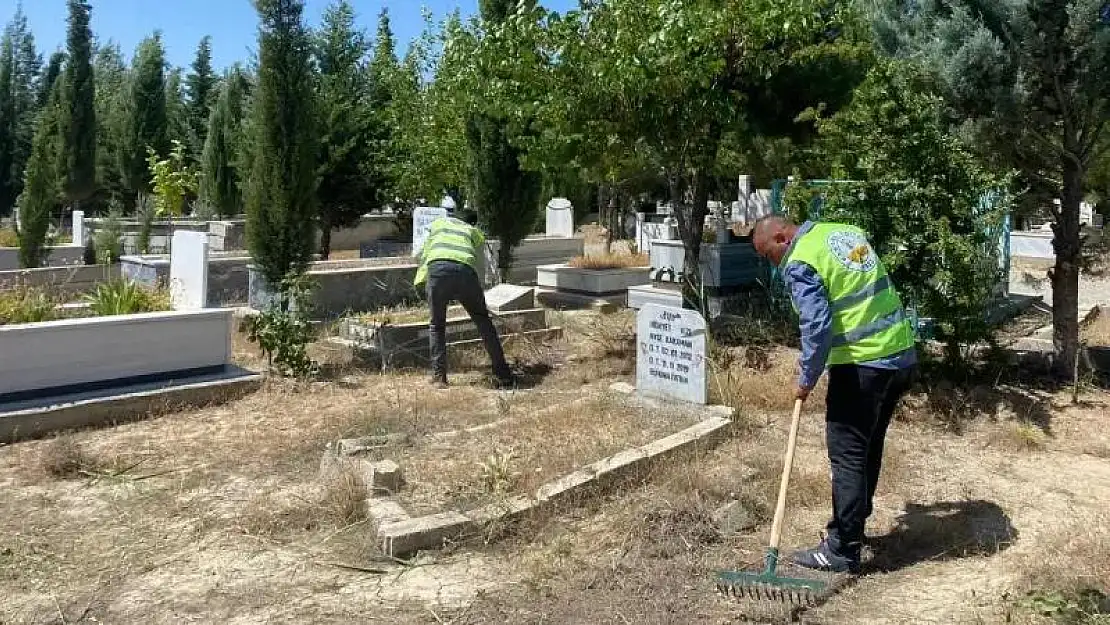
[{"x1": 1, "y1": 309, "x2": 1109, "y2": 624}]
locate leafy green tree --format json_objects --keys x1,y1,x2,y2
[
  {"x1": 200, "y1": 79, "x2": 244, "y2": 216},
  {"x1": 314, "y1": 0, "x2": 379, "y2": 258},
  {"x1": 246, "y1": 0, "x2": 319, "y2": 292},
  {"x1": 93, "y1": 41, "x2": 128, "y2": 205},
  {"x1": 120, "y1": 34, "x2": 168, "y2": 204},
  {"x1": 147, "y1": 139, "x2": 198, "y2": 217},
  {"x1": 872, "y1": 0, "x2": 1110, "y2": 375},
  {"x1": 56, "y1": 0, "x2": 96, "y2": 210},
  {"x1": 791, "y1": 61, "x2": 1013, "y2": 362},
  {"x1": 468, "y1": 1, "x2": 542, "y2": 276},
  {"x1": 18, "y1": 81, "x2": 63, "y2": 267},
  {"x1": 186, "y1": 36, "x2": 217, "y2": 156}
]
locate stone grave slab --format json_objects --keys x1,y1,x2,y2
[
  {"x1": 169, "y1": 230, "x2": 210, "y2": 310},
  {"x1": 636, "y1": 304, "x2": 708, "y2": 405},
  {"x1": 485, "y1": 284, "x2": 535, "y2": 313},
  {"x1": 412, "y1": 206, "x2": 449, "y2": 258},
  {"x1": 71, "y1": 210, "x2": 85, "y2": 247}
]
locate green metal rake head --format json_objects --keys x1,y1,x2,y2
[{"x1": 715, "y1": 548, "x2": 828, "y2": 607}]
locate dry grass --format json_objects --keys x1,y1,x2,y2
[
  {"x1": 0, "y1": 285, "x2": 59, "y2": 325},
  {"x1": 358, "y1": 303, "x2": 465, "y2": 326},
  {"x1": 1013, "y1": 512, "x2": 1110, "y2": 624},
  {"x1": 567, "y1": 253, "x2": 649, "y2": 270},
  {"x1": 37, "y1": 435, "x2": 105, "y2": 479},
  {"x1": 0, "y1": 228, "x2": 18, "y2": 247},
  {"x1": 709, "y1": 344, "x2": 826, "y2": 412},
  {"x1": 237, "y1": 470, "x2": 368, "y2": 537}
]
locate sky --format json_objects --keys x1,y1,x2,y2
[{"x1": 0, "y1": 0, "x2": 577, "y2": 70}]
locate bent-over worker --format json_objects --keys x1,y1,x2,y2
[
  {"x1": 414, "y1": 210, "x2": 515, "y2": 390},
  {"x1": 752, "y1": 216, "x2": 917, "y2": 574}
]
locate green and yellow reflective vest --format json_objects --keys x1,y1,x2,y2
[
  {"x1": 414, "y1": 216, "x2": 486, "y2": 287},
  {"x1": 783, "y1": 222, "x2": 916, "y2": 366}
]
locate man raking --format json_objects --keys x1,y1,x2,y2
[
  {"x1": 752, "y1": 216, "x2": 917, "y2": 574},
  {"x1": 414, "y1": 209, "x2": 515, "y2": 390}
]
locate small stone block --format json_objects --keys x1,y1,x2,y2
[
  {"x1": 485, "y1": 284, "x2": 535, "y2": 313},
  {"x1": 368, "y1": 497, "x2": 411, "y2": 526},
  {"x1": 370, "y1": 460, "x2": 404, "y2": 493},
  {"x1": 609, "y1": 381, "x2": 636, "y2": 395}
]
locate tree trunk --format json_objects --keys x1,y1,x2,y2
[
  {"x1": 674, "y1": 169, "x2": 710, "y2": 311},
  {"x1": 1051, "y1": 161, "x2": 1084, "y2": 378},
  {"x1": 319, "y1": 223, "x2": 332, "y2": 260}
]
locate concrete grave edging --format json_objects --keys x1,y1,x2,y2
[{"x1": 366, "y1": 410, "x2": 734, "y2": 558}]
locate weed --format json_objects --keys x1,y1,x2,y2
[
  {"x1": 245, "y1": 274, "x2": 318, "y2": 377},
  {"x1": 38, "y1": 436, "x2": 103, "y2": 479},
  {"x1": 479, "y1": 449, "x2": 519, "y2": 494},
  {"x1": 83, "y1": 279, "x2": 171, "y2": 316},
  {"x1": 321, "y1": 469, "x2": 369, "y2": 528},
  {"x1": 995, "y1": 423, "x2": 1048, "y2": 452},
  {"x1": 1018, "y1": 589, "x2": 1110, "y2": 624},
  {"x1": 0, "y1": 286, "x2": 58, "y2": 325}
]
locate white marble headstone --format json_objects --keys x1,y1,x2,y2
[
  {"x1": 485, "y1": 284, "x2": 535, "y2": 314},
  {"x1": 71, "y1": 210, "x2": 85, "y2": 247},
  {"x1": 169, "y1": 230, "x2": 209, "y2": 311},
  {"x1": 546, "y1": 197, "x2": 574, "y2": 238},
  {"x1": 412, "y1": 206, "x2": 449, "y2": 258},
  {"x1": 636, "y1": 304, "x2": 708, "y2": 405}
]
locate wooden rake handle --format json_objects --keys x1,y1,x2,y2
[{"x1": 768, "y1": 398, "x2": 804, "y2": 552}]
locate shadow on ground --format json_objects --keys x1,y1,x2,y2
[{"x1": 867, "y1": 500, "x2": 1017, "y2": 573}]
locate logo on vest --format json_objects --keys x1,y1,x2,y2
[{"x1": 826, "y1": 230, "x2": 878, "y2": 273}]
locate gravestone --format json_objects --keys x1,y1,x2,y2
[
  {"x1": 71, "y1": 210, "x2": 85, "y2": 247},
  {"x1": 412, "y1": 206, "x2": 449, "y2": 258},
  {"x1": 546, "y1": 197, "x2": 575, "y2": 238},
  {"x1": 485, "y1": 284, "x2": 535, "y2": 313},
  {"x1": 636, "y1": 304, "x2": 708, "y2": 405},
  {"x1": 169, "y1": 230, "x2": 209, "y2": 310},
  {"x1": 12, "y1": 207, "x2": 18, "y2": 232}
]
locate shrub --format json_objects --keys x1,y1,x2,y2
[
  {"x1": 91, "y1": 203, "x2": 124, "y2": 264},
  {"x1": 244, "y1": 273, "x2": 317, "y2": 377},
  {"x1": 83, "y1": 279, "x2": 171, "y2": 316},
  {"x1": 0, "y1": 287, "x2": 58, "y2": 325}
]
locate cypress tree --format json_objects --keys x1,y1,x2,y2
[
  {"x1": 37, "y1": 51, "x2": 63, "y2": 109},
  {"x1": 467, "y1": 0, "x2": 542, "y2": 274},
  {"x1": 246, "y1": 0, "x2": 319, "y2": 290},
  {"x1": 57, "y1": 0, "x2": 96, "y2": 209},
  {"x1": 19, "y1": 81, "x2": 62, "y2": 268},
  {"x1": 93, "y1": 42, "x2": 127, "y2": 204},
  {"x1": 186, "y1": 36, "x2": 217, "y2": 156},
  {"x1": 200, "y1": 81, "x2": 242, "y2": 216},
  {"x1": 0, "y1": 32, "x2": 15, "y2": 216},
  {"x1": 120, "y1": 34, "x2": 167, "y2": 203},
  {"x1": 165, "y1": 67, "x2": 189, "y2": 145},
  {"x1": 315, "y1": 0, "x2": 377, "y2": 258},
  {"x1": 1, "y1": 6, "x2": 42, "y2": 217}
]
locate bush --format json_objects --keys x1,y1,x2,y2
[
  {"x1": 788, "y1": 60, "x2": 1014, "y2": 362},
  {"x1": 83, "y1": 279, "x2": 171, "y2": 316},
  {"x1": 91, "y1": 203, "x2": 124, "y2": 264},
  {"x1": 0, "y1": 287, "x2": 58, "y2": 325},
  {"x1": 244, "y1": 273, "x2": 317, "y2": 377},
  {"x1": 567, "y1": 253, "x2": 649, "y2": 270}
]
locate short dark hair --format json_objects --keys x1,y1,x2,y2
[{"x1": 459, "y1": 211, "x2": 479, "y2": 225}]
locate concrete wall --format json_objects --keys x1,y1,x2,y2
[
  {"x1": 0, "y1": 245, "x2": 86, "y2": 271},
  {"x1": 249, "y1": 258, "x2": 420, "y2": 319},
  {"x1": 0, "y1": 309, "x2": 232, "y2": 397},
  {"x1": 0, "y1": 264, "x2": 118, "y2": 297},
  {"x1": 121, "y1": 253, "x2": 251, "y2": 307}
]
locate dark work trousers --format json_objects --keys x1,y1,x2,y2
[
  {"x1": 425, "y1": 260, "x2": 511, "y2": 382},
  {"x1": 824, "y1": 363, "x2": 916, "y2": 558}
]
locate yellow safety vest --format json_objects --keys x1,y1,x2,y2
[
  {"x1": 784, "y1": 222, "x2": 916, "y2": 365},
  {"x1": 414, "y1": 217, "x2": 485, "y2": 286}
]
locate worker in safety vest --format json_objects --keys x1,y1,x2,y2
[
  {"x1": 414, "y1": 210, "x2": 515, "y2": 389},
  {"x1": 752, "y1": 216, "x2": 917, "y2": 575}
]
